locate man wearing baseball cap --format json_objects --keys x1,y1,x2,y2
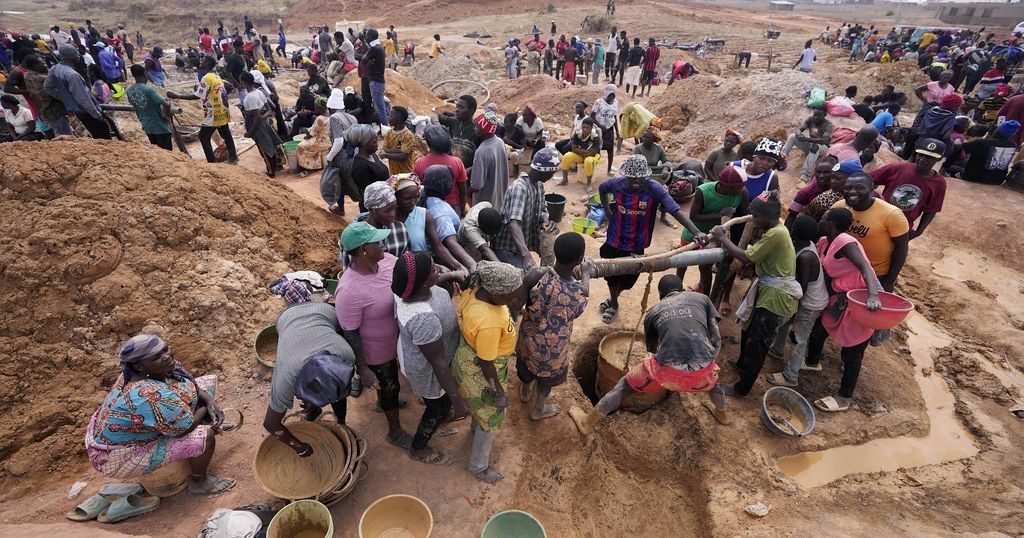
[
  {"x1": 961, "y1": 120, "x2": 1020, "y2": 185},
  {"x1": 596, "y1": 154, "x2": 707, "y2": 323},
  {"x1": 493, "y1": 148, "x2": 562, "y2": 269},
  {"x1": 871, "y1": 137, "x2": 948, "y2": 240}
]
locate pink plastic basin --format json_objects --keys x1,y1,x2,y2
[{"x1": 846, "y1": 289, "x2": 914, "y2": 330}]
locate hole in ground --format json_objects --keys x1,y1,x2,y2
[{"x1": 571, "y1": 327, "x2": 669, "y2": 412}]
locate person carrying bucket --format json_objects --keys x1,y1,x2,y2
[{"x1": 570, "y1": 274, "x2": 731, "y2": 435}]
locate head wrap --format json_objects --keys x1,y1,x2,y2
[
  {"x1": 345, "y1": 124, "x2": 376, "y2": 147},
  {"x1": 474, "y1": 112, "x2": 499, "y2": 135},
  {"x1": 833, "y1": 157, "x2": 864, "y2": 175},
  {"x1": 523, "y1": 103, "x2": 536, "y2": 115},
  {"x1": 752, "y1": 137, "x2": 783, "y2": 159},
  {"x1": 725, "y1": 129, "x2": 743, "y2": 142},
  {"x1": 997, "y1": 120, "x2": 1021, "y2": 138},
  {"x1": 295, "y1": 352, "x2": 354, "y2": 407},
  {"x1": 327, "y1": 87, "x2": 346, "y2": 110},
  {"x1": 392, "y1": 173, "x2": 420, "y2": 195},
  {"x1": 269, "y1": 277, "x2": 313, "y2": 305},
  {"x1": 363, "y1": 181, "x2": 396, "y2": 209},
  {"x1": 940, "y1": 92, "x2": 963, "y2": 111},
  {"x1": 392, "y1": 251, "x2": 435, "y2": 300},
  {"x1": 620, "y1": 154, "x2": 652, "y2": 178},
  {"x1": 118, "y1": 334, "x2": 167, "y2": 364},
  {"x1": 603, "y1": 83, "x2": 617, "y2": 98},
  {"x1": 531, "y1": 147, "x2": 562, "y2": 172},
  {"x1": 250, "y1": 69, "x2": 271, "y2": 94},
  {"x1": 423, "y1": 125, "x2": 452, "y2": 153},
  {"x1": 467, "y1": 261, "x2": 523, "y2": 295},
  {"x1": 718, "y1": 166, "x2": 744, "y2": 187},
  {"x1": 995, "y1": 84, "x2": 1011, "y2": 97},
  {"x1": 422, "y1": 164, "x2": 454, "y2": 200},
  {"x1": 483, "y1": 102, "x2": 499, "y2": 115}
]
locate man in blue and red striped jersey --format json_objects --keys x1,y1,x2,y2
[
  {"x1": 640, "y1": 37, "x2": 660, "y2": 97},
  {"x1": 597, "y1": 155, "x2": 708, "y2": 324}
]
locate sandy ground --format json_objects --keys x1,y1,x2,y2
[{"x1": 2, "y1": 1, "x2": 1024, "y2": 537}]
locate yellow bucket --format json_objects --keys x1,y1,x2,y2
[
  {"x1": 267, "y1": 499, "x2": 334, "y2": 538},
  {"x1": 359, "y1": 494, "x2": 433, "y2": 538},
  {"x1": 138, "y1": 459, "x2": 189, "y2": 498}
]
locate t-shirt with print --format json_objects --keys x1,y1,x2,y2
[
  {"x1": 744, "y1": 223, "x2": 798, "y2": 318},
  {"x1": 599, "y1": 176, "x2": 680, "y2": 253},
  {"x1": 961, "y1": 137, "x2": 1017, "y2": 184},
  {"x1": 335, "y1": 253, "x2": 400, "y2": 364},
  {"x1": 871, "y1": 162, "x2": 946, "y2": 225},
  {"x1": 458, "y1": 288, "x2": 517, "y2": 360},
  {"x1": 832, "y1": 199, "x2": 909, "y2": 277},
  {"x1": 195, "y1": 72, "x2": 228, "y2": 127},
  {"x1": 3, "y1": 106, "x2": 35, "y2": 136},
  {"x1": 126, "y1": 83, "x2": 170, "y2": 135},
  {"x1": 644, "y1": 291, "x2": 721, "y2": 369},
  {"x1": 592, "y1": 97, "x2": 618, "y2": 129},
  {"x1": 395, "y1": 286, "x2": 459, "y2": 399},
  {"x1": 571, "y1": 130, "x2": 601, "y2": 152}
]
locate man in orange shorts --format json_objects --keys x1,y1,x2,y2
[{"x1": 570, "y1": 275, "x2": 731, "y2": 436}]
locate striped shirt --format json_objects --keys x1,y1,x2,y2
[
  {"x1": 643, "y1": 44, "x2": 660, "y2": 73},
  {"x1": 599, "y1": 176, "x2": 680, "y2": 253}
]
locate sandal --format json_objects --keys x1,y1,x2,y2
[
  {"x1": 67, "y1": 493, "x2": 112, "y2": 521},
  {"x1": 718, "y1": 300, "x2": 733, "y2": 317},
  {"x1": 765, "y1": 372, "x2": 798, "y2": 388},
  {"x1": 386, "y1": 430, "x2": 414, "y2": 450},
  {"x1": 814, "y1": 396, "x2": 850, "y2": 412},
  {"x1": 800, "y1": 360, "x2": 823, "y2": 372},
  {"x1": 220, "y1": 408, "x2": 244, "y2": 432},
  {"x1": 97, "y1": 495, "x2": 160, "y2": 523},
  {"x1": 188, "y1": 475, "x2": 236, "y2": 495},
  {"x1": 601, "y1": 305, "x2": 618, "y2": 324},
  {"x1": 412, "y1": 449, "x2": 459, "y2": 466}
]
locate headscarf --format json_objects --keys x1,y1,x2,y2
[
  {"x1": 392, "y1": 251, "x2": 435, "y2": 300},
  {"x1": 345, "y1": 123, "x2": 376, "y2": 147},
  {"x1": 718, "y1": 165, "x2": 744, "y2": 187},
  {"x1": 363, "y1": 180, "x2": 396, "y2": 209},
  {"x1": 620, "y1": 154, "x2": 652, "y2": 178},
  {"x1": 466, "y1": 260, "x2": 522, "y2": 295},
  {"x1": 423, "y1": 125, "x2": 452, "y2": 153},
  {"x1": 753, "y1": 137, "x2": 783, "y2": 159},
  {"x1": 250, "y1": 69, "x2": 271, "y2": 94},
  {"x1": 603, "y1": 83, "x2": 616, "y2": 99},
  {"x1": 997, "y1": 120, "x2": 1021, "y2": 138},
  {"x1": 295, "y1": 352, "x2": 354, "y2": 407},
  {"x1": 391, "y1": 173, "x2": 420, "y2": 194},
  {"x1": 118, "y1": 334, "x2": 166, "y2": 365},
  {"x1": 474, "y1": 112, "x2": 499, "y2": 134},
  {"x1": 531, "y1": 147, "x2": 562, "y2": 172},
  {"x1": 523, "y1": 103, "x2": 536, "y2": 115},
  {"x1": 940, "y1": 92, "x2": 963, "y2": 111},
  {"x1": 422, "y1": 164, "x2": 453, "y2": 201}
]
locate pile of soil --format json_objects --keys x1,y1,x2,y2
[
  {"x1": 648, "y1": 70, "x2": 825, "y2": 157},
  {"x1": 487, "y1": 75, "x2": 606, "y2": 130},
  {"x1": 406, "y1": 53, "x2": 489, "y2": 100},
  {"x1": 819, "y1": 60, "x2": 929, "y2": 111},
  {"x1": 0, "y1": 138, "x2": 341, "y2": 498},
  {"x1": 342, "y1": 69, "x2": 445, "y2": 115}
]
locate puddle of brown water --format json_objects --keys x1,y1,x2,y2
[
  {"x1": 777, "y1": 313, "x2": 978, "y2": 488},
  {"x1": 931, "y1": 248, "x2": 1024, "y2": 320}
]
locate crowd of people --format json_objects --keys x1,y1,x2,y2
[{"x1": 4, "y1": 12, "x2": 1022, "y2": 525}]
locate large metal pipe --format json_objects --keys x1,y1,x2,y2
[{"x1": 586, "y1": 248, "x2": 727, "y2": 278}]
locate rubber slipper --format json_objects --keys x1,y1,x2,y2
[
  {"x1": 97, "y1": 495, "x2": 160, "y2": 523},
  {"x1": 220, "y1": 408, "x2": 244, "y2": 432},
  {"x1": 765, "y1": 372, "x2": 798, "y2": 388},
  {"x1": 412, "y1": 449, "x2": 459, "y2": 466},
  {"x1": 601, "y1": 306, "x2": 618, "y2": 324},
  {"x1": 598, "y1": 298, "x2": 612, "y2": 313},
  {"x1": 814, "y1": 396, "x2": 850, "y2": 412},
  {"x1": 187, "y1": 476, "x2": 236, "y2": 495},
  {"x1": 67, "y1": 493, "x2": 112, "y2": 521},
  {"x1": 800, "y1": 361, "x2": 823, "y2": 372},
  {"x1": 386, "y1": 430, "x2": 414, "y2": 450}
]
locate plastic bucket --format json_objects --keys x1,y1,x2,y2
[
  {"x1": 254, "y1": 324, "x2": 278, "y2": 368},
  {"x1": 358, "y1": 494, "x2": 433, "y2": 538},
  {"x1": 544, "y1": 193, "x2": 567, "y2": 222},
  {"x1": 282, "y1": 140, "x2": 301, "y2": 153},
  {"x1": 287, "y1": 152, "x2": 300, "y2": 173},
  {"x1": 138, "y1": 459, "x2": 189, "y2": 498},
  {"x1": 571, "y1": 217, "x2": 597, "y2": 235},
  {"x1": 481, "y1": 510, "x2": 547, "y2": 538},
  {"x1": 267, "y1": 499, "x2": 334, "y2": 538},
  {"x1": 597, "y1": 332, "x2": 669, "y2": 412}
]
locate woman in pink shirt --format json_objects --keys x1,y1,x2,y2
[
  {"x1": 336, "y1": 221, "x2": 412, "y2": 448},
  {"x1": 802, "y1": 207, "x2": 882, "y2": 413}
]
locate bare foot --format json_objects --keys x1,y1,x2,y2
[
  {"x1": 702, "y1": 401, "x2": 733, "y2": 425},
  {"x1": 530, "y1": 403, "x2": 561, "y2": 420},
  {"x1": 470, "y1": 467, "x2": 504, "y2": 484},
  {"x1": 660, "y1": 216, "x2": 678, "y2": 229},
  {"x1": 519, "y1": 381, "x2": 535, "y2": 403},
  {"x1": 568, "y1": 406, "x2": 593, "y2": 436}
]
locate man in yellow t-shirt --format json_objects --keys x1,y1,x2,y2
[
  {"x1": 832, "y1": 172, "x2": 909, "y2": 291},
  {"x1": 384, "y1": 35, "x2": 399, "y2": 70},
  {"x1": 430, "y1": 34, "x2": 443, "y2": 58},
  {"x1": 189, "y1": 56, "x2": 237, "y2": 163},
  {"x1": 919, "y1": 31, "x2": 937, "y2": 49}
]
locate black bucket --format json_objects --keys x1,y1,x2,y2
[{"x1": 545, "y1": 193, "x2": 567, "y2": 222}]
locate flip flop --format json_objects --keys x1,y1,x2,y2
[
  {"x1": 187, "y1": 476, "x2": 236, "y2": 495},
  {"x1": 386, "y1": 430, "x2": 414, "y2": 450},
  {"x1": 765, "y1": 372, "x2": 798, "y2": 387},
  {"x1": 598, "y1": 298, "x2": 612, "y2": 313},
  {"x1": 412, "y1": 449, "x2": 459, "y2": 466},
  {"x1": 800, "y1": 361, "x2": 823, "y2": 372},
  {"x1": 97, "y1": 495, "x2": 160, "y2": 523},
  {"x1": 601, "y1": 306, "x2": 618, "y2": 324},
  {"x1": 220, "y1": 408, "x2": 244, "y2": 432},
  {"x1": 67, "y1": 493, "x2": 112, "y2": 522},
  {"x1": 814, "y1": 396, "x2": 850, "y2": 412}
]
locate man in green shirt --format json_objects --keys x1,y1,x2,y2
[
  {"x1": 125, "y1": 63, "x2": 173, "y2": 150},
  {"x1": 710, "y1": 191, "x2": 801, "y2": 397}
]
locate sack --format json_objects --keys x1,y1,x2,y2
[
  {"x1": 214, "y1": 143, "x2": 229, "y2": 162},
  {"x1": 807, "y1": 87, "x2": 826, "y2": 108},
  {"x1": 825, "y1": 96, "x2": 855, "y2": 117}
]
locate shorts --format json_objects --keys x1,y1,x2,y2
[
  {"x1": 626, "y1": 355, "x2": 720, "y2": 394},
  {"x1": 625, "y1": 65, "x2": 642, "y2": 86},
  {"x1": 645, "y1": 70, "x2": 658, "y2": 82},
  {"x1": 599, "y1": 242, "x2": 644, "y2": 290}
]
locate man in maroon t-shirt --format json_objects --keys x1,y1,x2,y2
[{"x1": 872, "y1": 138, "x2": 947, "y2": 240}]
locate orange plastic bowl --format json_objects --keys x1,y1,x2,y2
[{"x1": 846, "y1": 289, "x2": 914, "y2": 330}]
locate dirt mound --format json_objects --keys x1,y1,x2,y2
[
  {"x1": 0, "y1": 138, "x2": 341, "y2": 498},
  {"x1": 819, "y1": 61, "x2": 929, "y2": 111},
  {"x1": 648, "y1": 70, "x2": 823, "y2": 157},
  {"x1": 342, "y1": 69, "x2": 445, "y2": 115}
]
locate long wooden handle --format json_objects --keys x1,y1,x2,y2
[{"x1": 592, "y1": 214, "x2": 752, "y2": 266}]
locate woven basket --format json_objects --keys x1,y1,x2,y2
[
  {"x1": 253, "y1": 421, "x2": 348, "y2": 500},
  {"x1": 320, "y1": 420, "x2": 369, "y2": 506}
]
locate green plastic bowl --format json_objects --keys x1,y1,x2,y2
[
  {"x1": 254, "y1": 324, "x2": 278, "y2": 369},
  {"x1": 324, "y1": 278, "x2": 339, "y2": 295},
  {"x1": 571, "y1": 217, "x2": 597, "y2": 236},
  {"x1": 282, "y1": 140, "x2": 301, "y2": 153},
  {"x1": 481, "y1": 510, "x2": 546, "y2": 538}
]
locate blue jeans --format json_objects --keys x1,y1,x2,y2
[{"x1": 369, "y1": 80, "x2": 389, "y2": 126}]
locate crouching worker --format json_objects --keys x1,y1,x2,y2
[
  {"x1": 570, "y1": 274, "x2": 730, "y2": 436},
  {"x1": 85, "y1": 334, "x2": 236, "y2": 495},
  {"x1": 262, "y1": 279, "x2": 374, "y2": 457}
]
